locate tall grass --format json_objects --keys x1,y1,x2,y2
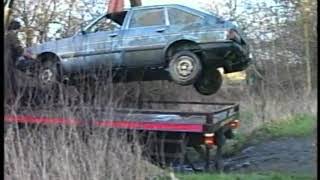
[
  {"x1": 5, "y1": 124, "x2": 166, "y2": 180},
  {"x1": 4, "y1": 76, "x2": 166, "y2": 180}
]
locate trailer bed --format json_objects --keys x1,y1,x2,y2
[
  {"x1": 5, "y1": 101, "x2": 239, "y2": 133},
  {"x1": 4, "y1": 100, "x2": 241, "y2": 172}
]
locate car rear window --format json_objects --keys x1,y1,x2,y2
[
  {"x1": 129, "y1": 8, "x2": 165, "y2": 28},
  {"x1": 168, "y1": 8, "x2": 202, "y2": 25}
]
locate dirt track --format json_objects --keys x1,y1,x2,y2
[{"x1": 224, "y1": 135, "x2": 317, "y2": 176}]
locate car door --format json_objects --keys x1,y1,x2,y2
[
  {"x1": 75, "y1": 15, "x2": 120, "y2": 73},
  {"x1": 120, "y1": 7, "x2": 169, "y2": 68}
]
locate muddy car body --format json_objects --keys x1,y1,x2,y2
[{"x1": 27, "y1": 4, "x2": 251, "y2": 95}]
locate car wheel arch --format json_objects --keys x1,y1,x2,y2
[
  {"x1": 164, "y1": 39, "x2": 204, "y2": 63},
  {"x1": 37, "y1": 52, "x2": 62, "y2": 63},
  {"x1": 37, "y1": 52, "x2": 63, "y2": 76}
]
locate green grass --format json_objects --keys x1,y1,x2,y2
[
  {"x1": 176, "y1": 172, "x2": 314, "y2": 180},
  {"x1": 253, "y1": 114, "x2": 316, "y2": 138},
  {"x1": 224, "y1": 114, "x2": 316, "y2": 156}
]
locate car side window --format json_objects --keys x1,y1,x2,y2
[
  {"x1": 168, "y1": 8, "x2": 202, "y2": 25},
  {"x1": 87, "y1": 17, "x2": 120, "y2": 33},
  {"x1": 129, "y1": 8, "x2": 165, "y2": 28}
]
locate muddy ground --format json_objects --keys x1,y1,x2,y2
[
  {"x1": 224, "y1": 135, "x2": 317, "y2": 176},
  {"x1": 177, "y1": 135, "x2": 317, "y2": 177}
]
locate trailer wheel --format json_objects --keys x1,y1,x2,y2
[
  {"x1": 168, "y1": 51, "x2": 202, "y2": 85},
  {"x1": 194, "y1": 68, "x2": 222, "y2": 95},
  {"x1": 214, "y1": 130, "x2": 225, "y2": 172}
]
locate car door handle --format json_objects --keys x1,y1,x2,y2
[
  {"x1": 109, "y1": 33, "x2": 118, "y2": 37},
  {"x1": 156, "y1": 28, "x2": 166, "y2": 33}
]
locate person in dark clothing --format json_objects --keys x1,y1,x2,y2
[
  {"x1": 6, "y1": 20, "x2": 24, "y2": 63},
  {"x1": 4, "y1": 20, "x2": 25, "y2": 104},
  {"x1": 7, "y1": 20, "x2": 37, "y2": 71}
]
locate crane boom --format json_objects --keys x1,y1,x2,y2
[
  {"x1": 107, "y1": 0, "x2": 141, "y2": 13},
  {"x1": 107, "y1": 0, "x2": 124, "y2": 13}
]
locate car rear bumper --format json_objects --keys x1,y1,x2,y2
[
  {"x1": 226, "y1": 56, "x2": 252, "y2": 73},
  {"x1": 199, "y1": 41, "x2": 251, "y2": 72}
]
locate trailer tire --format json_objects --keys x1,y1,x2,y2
[{"x1": 215, "y1": 130, "x2": 225, "y2": 172}]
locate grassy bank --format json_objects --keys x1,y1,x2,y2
[
  {"x1": 176, "y1": 172, "x2": 314, "y2": 180},
  {"x1": 224, "y1": 113, "x2": 317, "y2": 156},
  {"x1": 253, "y1": 114, "x2": 316, "y2": 138}
]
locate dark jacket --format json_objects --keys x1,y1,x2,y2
[
  {"x1": 6, "y1": 30, "x2": 24, "y2": 64},
  {"x1": 5, "y1": 30, "x2": 24, "y2": 100}
]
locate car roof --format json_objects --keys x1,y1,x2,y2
[
  {"x1": 109, "y1": 4, "x2": 184, "y2": 15},
  {"x1": 129, "y1": 4, "x2": 180, "y2": 9},
  {"x1": 107, "y1": 4, "x2": 210, "y2": 24},
  {"x1": 124, "y1": 4, "x2": 209, "y2": 17},
  {"x1": 125, "y1": 4, "x2": 193, "y2": 11}
]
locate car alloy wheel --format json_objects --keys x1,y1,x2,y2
[
  {"x1": 40, "y1": 68, "x2": 55, "y2": 84},
  {"x1": 38, "y1": 60, "x2": 59, "y2": 88},
  {"x1": 169, "y1": 51, "x2": 202, "y2": 86},
  {"x1": 176, "y1": 56, "x2": 194, "y2": 77}
]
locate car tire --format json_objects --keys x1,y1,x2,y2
[
  {"x1": 168, "y1": 51, "x2": 202, "y2": 86},
  {"x1": 37, "y1": 59, "x2": 60, "y2": 90},
  {"x1": 194, "y1": 68, "x2": 223, "y2": 95}
]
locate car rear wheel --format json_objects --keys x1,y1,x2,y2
[
  {"x1": 168, "y1": 51, "x2": 202, "y2": 85},
  {"x1": 194, "y1": 68, "x2": 223, "y2": 95}
]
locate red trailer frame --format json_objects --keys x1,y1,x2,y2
[{"x1": 4, "y1": 100, "x2": 240, "y2": 171}]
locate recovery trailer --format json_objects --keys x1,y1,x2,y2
[{"x1": 5, "y1": 100, "x2": 240, "y2": 171}]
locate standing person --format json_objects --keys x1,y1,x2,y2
[
  {"x1": 4, "y1": 20, "x2": 24, "y2": 104},
  {"x1": 6, "y1": 20, "x2": 24, "y2": 65}
]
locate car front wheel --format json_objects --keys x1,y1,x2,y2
[
  {"x1": 194, "y1": 68, "x2": 223, "y2": 95},
  {"x1": 168, "y1": 51, "x2": 202, "y2": 86},
  {"x1": 38, "y1": 60, "x2": 60, "y2": 89}
]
